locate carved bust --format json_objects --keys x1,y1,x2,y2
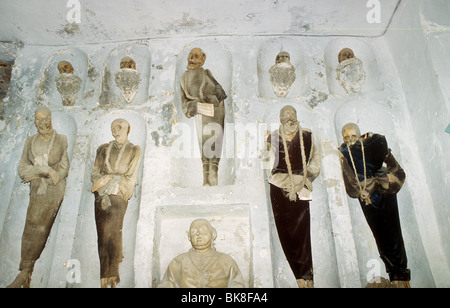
[
  {"x1": 269, "y1": 51, "x2": 296, "y2": 98},
  {"x1": 158, "y1": 219, "x2": 245, "y2": 288},
  {"x1": 336, "y1": 48, "x2": 366, "y2": 94},
  {"x1": 55, "y1": 61, "x2": 82, "y2": 106},
  {"x1": 115, "y1": 57, "x2": 141, "y2": 104}
]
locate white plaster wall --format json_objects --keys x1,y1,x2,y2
[{"x1": 0, "y1": 0, "x2": 448, "y2": 289}]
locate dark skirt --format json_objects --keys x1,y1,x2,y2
[
  {"x1": 94, "y1": 193, "x2": 128, "y2": 280},
  {"x1": 360, "y1": 191, "x2": 410, "y2": 281},
  {"x1": 20, "y1": 180, "x2": 65, "y2": 271},
  {"x1": 270, "y1": 184, "x2": 313, "y2": 280}
]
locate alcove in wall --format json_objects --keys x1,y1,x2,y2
[
  {"x1": 171, "y1": 40, "x2": 235, "y2": 187},
  {"x1": 0, "y1": 111, "x2": 77, "y2": 287},
  {"x1": 98, "y1": 43, "x2": 151, "y2": 106},
  {"x1": 37, "y1": 48, "x2": 88, "y2": 108},
  {"x1": 70, "y1": 111, "x2": 146, "y2": 287}
]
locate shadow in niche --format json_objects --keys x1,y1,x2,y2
[
  {"x1": 257, "y1": 38, "x2": 311, "y2": 99},
  {"x1": 70, "y1": 112, "x2": 146, "y2": 288},
  {"x1": 0, "y1": 111, "x2": 77, "y2": 288},
  {"x1": 333, "y1": 99, "x2": 435, "y2": 287},
  {"x1": 37, "y1": 48, "x2": 88, "y2": 108},
  {"x1": 171, "y1": 40, "x2": 235, "y2": 187},
  {"x1": 325, "y1": 38, "x2": 384, "y2": 96},
  {"x1": 98, "y1": 44, "x2": 151, "y2": 107}
]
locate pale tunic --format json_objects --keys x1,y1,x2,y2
[{"x1": 158, "y1": 248, "x2": 245, "y2": 288}]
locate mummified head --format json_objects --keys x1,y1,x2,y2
[
  {"x1": 35, "y1": 107, "x2": 53, "y2": 137},
  {"x1": 120, "y1": 57, "x2": 137, "y2": 70},
  {"x1": 188, "y1": 219, "x2": 217, "y2": 252},
  {"x1": 187, "y1": 48, "x2": 206, "y2": 70},
  {"x1": 58, "y1": 61, "x2": 75, "y2": 74},
  {"x1": 111, "y1": 118, "x2": 130, "y2": 145},
  {"x1": 280, "y1": 105, "x2": 299, "y2": 134},
  {"x1": 341, "y1": 123, "x2": 361, "y2": 146},
  {"x1": 275, "y1": 51, "x2": 291, "y2": 64},
  {"x1": 338, "y1": 48, "x2": 355, "y2": 63}
]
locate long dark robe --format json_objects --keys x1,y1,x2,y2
[
  {"x1": 267, "y1": 130, "x2": 314, "y2": 280},
  {"x1": 18, "y1": 132, "x2": 69, "y2": 271},
  {"x1": 91, "y1": 141, "x2": 141, "y2": 280},
  {"x1": 339, "y1": 133, "x2": 410, "y2": 281}
]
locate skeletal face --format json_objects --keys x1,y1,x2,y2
[
  {"x1": 188, "y1": 219, "x2": 216, "y2": 252},
  {"x1": 276, "y1": 51, "x2": 291, "y2": 64},
  {"x1": 120, "y1": 57, "x2": 136, "y2": 70},
  {"x1": 338, "y1": 48, "x2": 355, "y2": 63},
  {"x1": 58, "y1": 61, "x2": 75, "y2": 74},
  {"x1": 280, "y1": 105, "x2": 299, "y2": 134},
  {"x1": 342, "y1": 123, "x2": 361, "y2": 146},
  {"x1": 187, "y1": 48, "x2": 206, "y2": 70},
  {"x1": 35, "y1": 107, "x2": 52, "y2": 137},
  {"x1": 111, "y1": 118, "x2": 130, "y2": 145}
]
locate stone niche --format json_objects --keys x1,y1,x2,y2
[
  {"x1": 98, "y1": 44, "x2": 151, "y2": 106},
  {"x1": 38, "y1": 48, "x2": 88, "y2": 107},
  {"x1": 172, "y1": 40, "x2": 235, "y2": 187},
  {"x1": 333, "y1": 98, "x2": 435, "y2": 286},
  {"x1": 151, "y1": 204, "x2": 252, "y2": 287},
  {"x1": 69, "y1": 112, "x2": 147, "y2": 287},
  {"x1": 0, "y1": 56, "x2": 14, "y2": 119},
  {"x1": 257, "y1": 38, "x2": 311, "y2": 99},
  {"x1": 0, "y1": 111, "x2": 77, "y2": 288},
  {"x1": 325, "y1": 38, "x2": 384, "y2": 96}
]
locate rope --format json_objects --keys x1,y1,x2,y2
[{"x1": 346, "y1": 140, "x2": 371, "y2": 205}]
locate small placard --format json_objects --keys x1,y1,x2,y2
[{"x1": 197, "y1": 102, "x2": 214, "y2": 117}]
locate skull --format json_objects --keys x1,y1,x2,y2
[
  {"x1": 341, "y1": 123, "x2": 361, "y2": 146},
  {"x1": 338, "y1": 48, "x2": 355, "y2": 63},
  {"x1": 275, "y1": 51, "x2": 291, "y2": 64},
  {"x1": 120, "y1": 57, "x2": 136, "y2": 70},
  {"x1": 58, "y1": 61, "x2": 75, "y2": 74},
  {"x1": 187, "y1": 48, "x2": 206, "y2": 70}
]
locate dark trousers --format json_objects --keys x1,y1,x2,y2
[
  {"x1": 360, "y1": 192, "x2": 410, "y2": 281},
  {"x1": 270, "y1": 184, "x2": 313, "y2": 280}
]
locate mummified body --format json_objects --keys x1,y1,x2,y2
[
  {"x1": 180, "y1": 48, "x2": 227, "y2": 186},
  {"x1": 265, "y1": 105, "x2": 320, "y2": 288},
  {"x1": 91, "y1": 119, "x2": 141, "y2": 288},
  {"x1": 8, "y1": 107, "x2": 69, "y2": 288},
  {"x1": 338, "y1": 123, "x2": 410, "y2": 287},
  {"x1": 158, "y1": 219, "x2": 245, "y2": 288}
]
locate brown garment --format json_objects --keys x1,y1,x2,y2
[
  {"x1": 17, "y1": 131, "x2": 69, "y2": 270},
  {"x1": 91, "y1": 141, "x2": 141, "y2": 280}
]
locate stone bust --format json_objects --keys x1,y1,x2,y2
[{"x1": 158, "y1": 218, "x2": 245, "y2": 288}]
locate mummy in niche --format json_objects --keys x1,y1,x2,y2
[
  {"x1": 264, "y1": 105, "x2": 320, "y2": 288},
  {"x1": 269, "y1": 51, "x2": 296, "y2": 98},
  {"x1": 338, "y1": 123, "x2": 411, "y2": 288},
  {"x1": 55, "y1": 61, "x2": 82, "y2": 106},
  {"x1": 180, "y1": 48, "x2": 227, "y2": 186},
  {"x1": 158, "y1": 218, "x2": 245, "y2": 288},
  {"x1": 91, "y1": 118, "x2": 141, "y2": 288},
  {"x1": 114, "y1": 57, "x2": 141, "y2": 104},
  {"x1": 8, "y1": 107, "x2": 69, "y2": 288},
  {"x1": 336, "y1": 48, "x2": 366, "y2": 94}
]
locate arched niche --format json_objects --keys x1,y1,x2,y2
[
  {"x1": 70, "y1": 111, "x2": 146, "y2": 287},
  {"x1": 98, "y1": 44, "x2": 151, "y2": 106},
  {"x1": 38, "y1": 48, "x2": 88, "y2": 108},
  {"x1": 0, "y1": 111, "x2": 77, "y2": 287},
  {"x1": 333, "y1": 99, "x2": 432, "y2": 285},
  {"x1": 257, "y1": 38, "x2": 310, "y2": 99},
  {"x1": 172, "y1": 40, "x2": 235, "y2": 187},
  {"x1": 325, "y1": 38, "x2": 384, "y2": 96}
]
